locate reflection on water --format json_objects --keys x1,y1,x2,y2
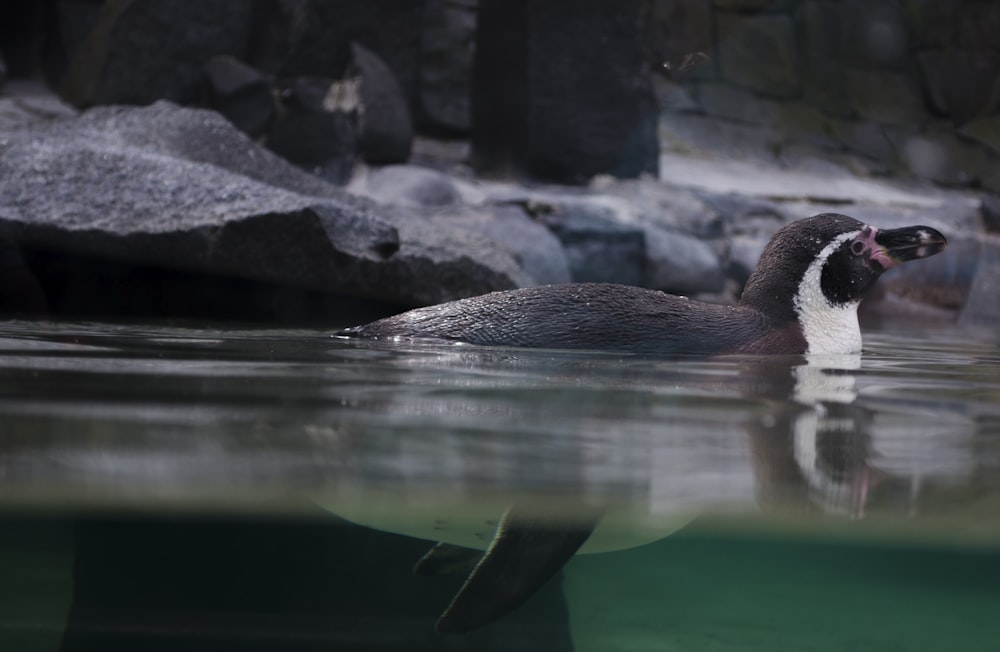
[{"x1": 0, "y1": 321, "x2": 998, "y2": 650}]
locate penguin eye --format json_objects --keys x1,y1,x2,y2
[{"x1": 850, "y1": 240, "x2": 865, "y2": 256}]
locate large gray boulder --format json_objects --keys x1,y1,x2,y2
[{"x1": 0, "y1": 102, "x2": 532, "y2": 316}]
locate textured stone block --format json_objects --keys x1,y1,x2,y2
[
  {"x1": 716, "y1": 12, "x2": 801, "y2": 98},
  {"x1": 919, "y1": 50, "x2": 1000, "y2": 125}
]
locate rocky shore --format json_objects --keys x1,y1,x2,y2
[
  {"x1": 1, "y1": 83, "x2": 994, "y2": 332},
  {"x1": 0, "y1": 0, "x2": 997, "y2": 334}
]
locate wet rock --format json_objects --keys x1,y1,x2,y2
[
  {"x1": 0, "y1": 102, "x2": 533, "y2": 314},
  {"x1": 716, "y1": 12, "x2": 799, "y2": 98},
  {"x1": 416, "y1": 0, "x2": 475, "y2": 134},
  {"x1": 203, "y1": 55, "x2": 274, "y2": 137},
  {"x1": 59, "y1": 0, "x2": 256, "y2": 107},
  {"x1": 351, "y1": 43, "x2": 413, "y2": 164},
  {"x1": 471, "y1": 0, "x2": 658, "y2": 183}
]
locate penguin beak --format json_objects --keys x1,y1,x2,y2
[{"x1": 874, "y1": 225, "x2": 947, "y2": 265}]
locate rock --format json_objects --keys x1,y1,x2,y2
[
  {"x1": 416, "y1": 0, "x2": 475, "y2": 134},
  {"x1": 958, "y1": 239, "x2": 1000, "y2": 335},
  {"x1": 900, "y1": 131, "x2": 992, "y2": 187},
  {"x1": 351, "y1": 43, "x2": 413, "y2": 164},
  {"x1": 716, "y1": 12, "x2": 800, "y2": 99},
  {"x1": 828, "y1": 120, "x2": 902, "y2": 165},
  {"x1": 59, "y1": 0, "x2": 256, "y2": 107},
  {"x1": 203, "y1": 55, "x2": 274, "y2": 137},
  {"x1": 0, "y1": 80, "x2": 79, "y2": 131},
  {"x1": 846, "y1": 69, "x2": 927, "y2": 125},
  {"x1": 642, "y1": 226, "x2": 725, "y2": 294},
  {"x1": 918, "y1": 50, "x2": 1000, "y2": 125},
  {"x1": 659, "y1": 113, "x2": 785, "y2": 164},
  {"x1": 258, "y1": 0, "x2": 425, "y2": 106},
  {"x1": 266, "y1": 77, "x2": 358, "y2": 184},
  {"x1": 902, "y1": 0, "x2": 960, "y2": 48},
  {"x1": 441, "y1": 204, "x2": 572, "y2": 286},
  {"x1": 957, "y1": 2, "x2": 1000, "y2": 50},
  {"x1": 960, "y1": 116, "x2": 1000, "y2": 156},
  {"x1": 535, "y1": 201, "x2": 646, "y2": 286},
  {"x1": 358, "y1": 165, "x2": 461, "y2": 207},
  {"x1": 0, "y1": 102, "x2": 534, "y2": 317},
  {"x1": 713, "y1": 0, "x2": 792, "y2": 9},
  {"x1": 839, "y1": 0, "x2": 909, "y2": 69},
  {"x1": 648, "y1": 0, "x2": 714, "y2": 81},
  {"x1": 796, "y1": 1, "x2": 854, "y2": 117},
  {"x1": 471, "y1": 0, "x2": 659, "y2": 183}
]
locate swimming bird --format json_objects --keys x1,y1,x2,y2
[
  {"x1": 340, "y1": 214, "x2": 947, "y2": 356},
  {"x1": 334, "y1": 213, "x2": 947, "y2": 633}
]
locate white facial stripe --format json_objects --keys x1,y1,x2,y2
[{"x1": 794, "y1": 230, "x2": 864, "y2": 355}]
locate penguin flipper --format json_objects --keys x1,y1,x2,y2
[
  {"x1": 434, "y1": 506, "x2": 602, "y2": 634},
  {"x1": 414, "y1": 542, "x2": 482, "y2": 577}
]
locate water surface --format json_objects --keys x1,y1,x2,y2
[{"x1": 0, "y1": 320, "x2": 998, "y2": 651}]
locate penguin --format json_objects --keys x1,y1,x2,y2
[
  {"x1": 340, "y1": 214, "x2": 947, "y2": 356},
  {"x1": 333, "y1": 213, "x2": 947, "y2": 633}
]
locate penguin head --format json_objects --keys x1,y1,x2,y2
[{"x1": 740, "y1": 214, "x2": 947, "y2": 354}]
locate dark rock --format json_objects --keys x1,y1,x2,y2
[
  {"x1": 204, "y1": 55, "x2": 274, "y2": 137},
  {"x1": 716, "y1": 12, "x2": 800, "y2": 99},
  {"x1": 351, "y1": 43, "x2": 413, "y2": 164},
  {"x1": 712, "y1": 0, "x2": 792, "y2": 9},
  {"x1": 0, "y1": 102, "x2": 533, "y2": 315},
  {"x1": 960, "y1": 116, "x2": 1000, "y2": 156},
  {"x1": 416, "y1": 0, "x2": 475, "y2": 134},
  {"x1": 829, "y1": 120, "x2": 901, "y2": 165},
  {"x1": 255, "y1": 0, "x2": 425, "y2": 109},
  {"x1": 957, "y1": 2, "x2": 1000, "y2": 50},
  {"x1": 795, "y1": 1, "x2": 854, "y2": 116},
  {"x1": 0, "y1": 80, "x2": 79, "y2": 131},
  {"x1": 648, "y1": 0, "x2": 715, "y2": 81},
  {"x1": 537, "y1": 202, "x2": 646, "y2": 286},
  {"x1": 918, "y1": 50, "x2": 1000, "y2": 125},
  {"x1": 361, "y1": 165, "x2": 462, "y2": 207},
  {"x1": 845, "y1": 69, "x2": 927, "y2": 125},
  {"x1": 840, "y1": 0, "x2": 909, "y2": 69},
  {"x1": 981, "y1": 195, "x2": 1000, "y2": 233},
  {"x1": 59, "y1": 0, "x2": 256, "y2": 107},
  {"x1": 901, "y1": 0, "x2": 960, "y2": 48},
  {"x1": 267, "y1": 77, "x2": 358, "y2": 184},
  {"x1": 471, "y1": 0, "x2": 659, "y2": 183}
]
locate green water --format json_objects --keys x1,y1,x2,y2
[{"x1": 0, "y1": 321, "x2": 997, "y2": 651}]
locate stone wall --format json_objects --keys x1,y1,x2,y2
[{"x1": 652, "y1": 0, "x2": 1000, "y2": 192}]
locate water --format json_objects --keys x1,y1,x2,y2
[{"x1": 0, "y1": 320, "x2": 998, "y2": 651}]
